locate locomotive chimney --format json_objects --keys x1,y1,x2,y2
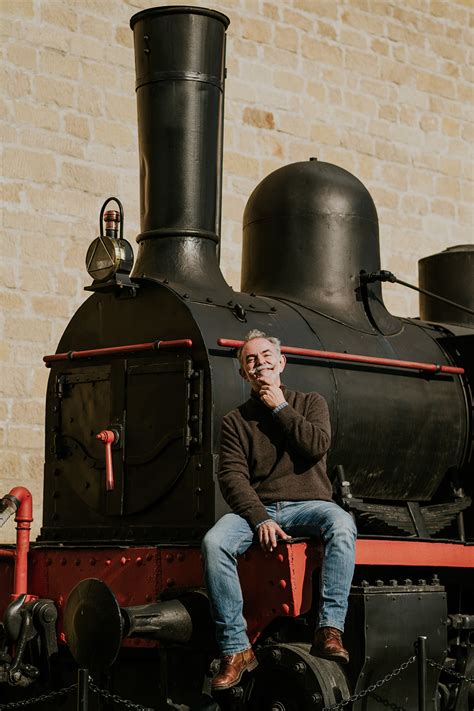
[{"x1": 129, "y1": 6, "x2": 230, "y2": 289}]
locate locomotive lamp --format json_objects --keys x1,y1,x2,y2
[{"x1": 85, "y1": 197, "x2": 135, "y2": 291}]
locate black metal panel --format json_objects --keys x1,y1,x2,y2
[
  {"x1": 419, "y1": 245, "x2": 474, "y2": 328},
  {"x1": 345, "y1": 583, "x2": 447, "y2": 711},
  {"x1": 41, "y1": 283, "x2": 215, "y2": 543}
]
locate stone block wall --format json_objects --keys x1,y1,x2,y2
[{"x1": 1, "y1": 0, "x2": 472, "y2": 541}]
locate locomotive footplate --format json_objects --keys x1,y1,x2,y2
[{"x1": 345, "y1": 580, "x2": 447, "y2": 710}]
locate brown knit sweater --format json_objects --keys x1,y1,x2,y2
[{"x1": 218, "y1": 386, "x2": 332, "y2": 529}]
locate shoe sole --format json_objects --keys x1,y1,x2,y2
[
  {"x1": 211, "y1": 658, "x2": 259, "y2": 691},
  {"x1": 310, "y1": 647, "x2": 349, "y2": 664}
]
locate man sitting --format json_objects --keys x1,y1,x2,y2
[{"x1": 202, "y1": 330, "x2": 357, "y2": 690}]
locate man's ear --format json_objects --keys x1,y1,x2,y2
[
  {"x1": 239, "y1": 366, "x2": 249, "y2": 381},
  {"x1": 279, "y1": 354, "x2": 287, "y2": 373}
]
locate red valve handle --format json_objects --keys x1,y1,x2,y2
[{"x1": 96, "y1": 430, "x2": 116, "y2": 491}]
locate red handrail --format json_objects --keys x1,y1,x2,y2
[
  {"x1": 217, "y1": 338, "x2": 464, "y2": 375},
  {"x1": 43, "y1": 339, "x2": 193, "y2": 366}
]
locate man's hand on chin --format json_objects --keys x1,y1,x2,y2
[{"x1": 259, "y1": 384, "x2": 286, "y2": 410}]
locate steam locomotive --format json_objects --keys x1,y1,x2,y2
[{"x1": 1, "y1": 6, "x2": 473, "y2": 711}]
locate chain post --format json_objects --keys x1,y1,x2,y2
[
  {"x1": 77, "y1": 669, "x2": 89, "y2": 711},
  {"x1": 416, "y1": 636, "x2": 427, "y2": 711}
]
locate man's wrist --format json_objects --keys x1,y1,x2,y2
[
  {"x1": 255, "y1": 518, "x2": 274, "y2": 530},
  {"x1": 272, "y1": 401, "x2": 288, "y2": 415}
]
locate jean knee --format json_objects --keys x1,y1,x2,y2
[
  {"x1": 201, "y1": 528, "x2": 225, "y2": 560},
  {"x1": 326, "y1": 510, "x2": 357, "y2": 541},
  {"x1": 342, "y1": 512, "x2": 357, "y2": 539}
]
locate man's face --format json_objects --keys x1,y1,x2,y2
[{"x1": 239, "y1": 337, "x2": 286, "y2": 391}]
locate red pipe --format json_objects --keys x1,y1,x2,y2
[
  {"x1": 8, "y1": 487, "x2": 33, "y2": 599},
  {"x1": 0, "y1": 548, "x2": 15, "y2": 559},
  {"x1": 217, "y1": 339, "x2": 464, "y2": 375},
  {"x1": 43, "y1": 339, "x2": 193, "y2": 365}
]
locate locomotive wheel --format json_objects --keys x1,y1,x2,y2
[{"x1": 244, "y1": 642, "x2": 350, "y2": 710}]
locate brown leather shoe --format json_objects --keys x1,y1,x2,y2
[
  {"x1": 211, "y1": 648, "x2": 258, "y2": 690},
  {"x1": 311, "y1": 626, "x2": 349, "y2": 664}
]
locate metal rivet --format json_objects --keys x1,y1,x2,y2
[{"x1": 293, "y1": 661, "x2": 306, "y2": 673}]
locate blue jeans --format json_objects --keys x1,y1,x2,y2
[{"x1": 202, "y1": 500, "x2": 357, "y2": 654}]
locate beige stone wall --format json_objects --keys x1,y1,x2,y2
[{"x1": 1, "y1": 0, "x2": 472, "y2": 542}]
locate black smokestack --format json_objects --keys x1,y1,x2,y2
[{"x1": 130, "y1": 6, "x2": 230, "y2": 286}]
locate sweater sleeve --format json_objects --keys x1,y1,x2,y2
[
  {"x1": 217, "y1": 414, "x2": 270, "y2": 529},
  {"x1": 272, "y1": 392, "x2": 331, "y2": 461}
]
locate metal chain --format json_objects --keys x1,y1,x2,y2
[
  {"x1": 427, "y1": 658, "x2": 474, "y2": 684},
  {"x1": 0, "y1": 683, "x2": 77, "y2": 709},
  {"x1": 89, "y1": 681, "x2": 154, "y2": 711},
  {"x1": 322, "y1": 655, "x2": 417, "y2": 711},
  {"x1": 0, "y1": 656, "x2": 471, "y2": 711}
]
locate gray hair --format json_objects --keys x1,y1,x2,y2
[{"x1": 237, "y1": 329, "x2": 282, "y2": 365}]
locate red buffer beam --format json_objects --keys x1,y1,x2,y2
[
  {"x1": 356, "y1": 539, "x2": 474, "y2": 568},
  {"x1": 217, "y1": 339, "x2": 464, "y2": 375},
  {"x1": 43, "y1": 339, "x2": 193, "y2": 366}
]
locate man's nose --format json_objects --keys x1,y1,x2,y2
[{"x1": 255, "y1": 353, "x2": 265, "y2": 364}]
